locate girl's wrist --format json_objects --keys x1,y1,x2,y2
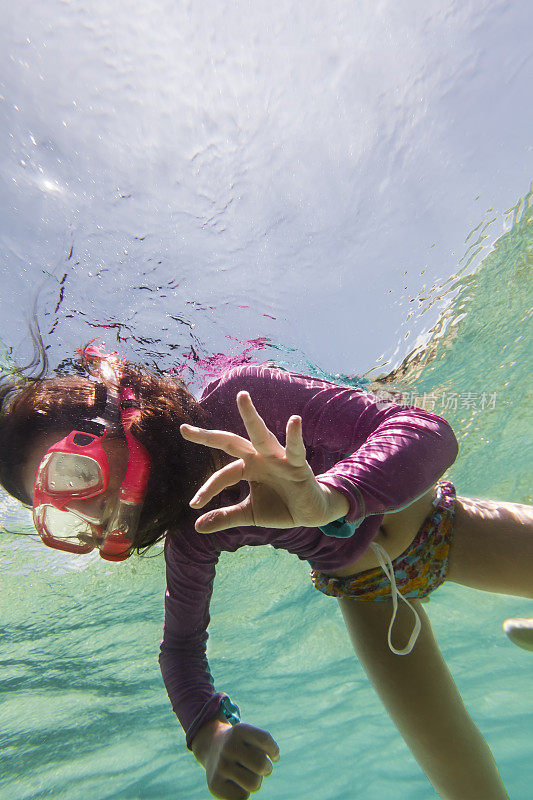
[
  {"x1": 318, "y1": 484, "x2": 350, "y2": 523},
  {"x1": 191, "y1": 716, "x2": 232, "y2": 764}
]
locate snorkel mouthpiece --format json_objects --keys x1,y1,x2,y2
[{"x1": 100, "y1": 507, "x2": 142, "y2": 562}]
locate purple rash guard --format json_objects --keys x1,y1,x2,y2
[{"x1": 158, "y1": 365, "x2": 459, "y2": 748}]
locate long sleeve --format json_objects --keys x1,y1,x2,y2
[
  {"x1": 159, "y1": 364, "x2": 459, "y2": 745},
  {"x1": 201, "y1": 365, "x2": 459, "y2": 529},
  {"x1": 310, "y1": 394, "x2": 459, "y2": 526},
  {"x1": 158, "y1": 529, "x2": 240, "y2": 749}
]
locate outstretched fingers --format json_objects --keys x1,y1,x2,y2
[
  {"x1": 236, "y1": 392, "x2": 284, "y2": 456},
  {"x1": 284, "y1": 415, "x2": 307, "y2": 465},
  {"x1": 195, "y1": 499, "x2": 254, "y2": 533},
  {"x1": 190, "y1": 460, "x2": 244, "y2": 508},
  {"x1": 180, "y1": 423, "x2": 255, "y2": 458}
]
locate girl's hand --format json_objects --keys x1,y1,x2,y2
[
  {"x1": 180, "y1": 391, "x2": 349, "y2": 533},
  {"x1": 200, "y1": 722, "x2": 280, "y2": 800}
]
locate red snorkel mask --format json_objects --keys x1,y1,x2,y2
[{"x1": 32, "y1": 344, "x2": 151, "y2": 561}]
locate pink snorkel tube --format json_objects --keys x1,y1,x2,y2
[{"x1": 76, "y1": 343, "x2": 151, "y2": 561}]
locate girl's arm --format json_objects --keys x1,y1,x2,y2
[
  {"x1": 312, "y1": 401, "x2": 459, "y2": 525},
  {"x1": 159, "y1": 532, "x2": 240, "y2": 748},
  {"x1": 186, "y1": 365, "x2": 459, "y2": 535},
  {"x1": 160, "y1": 532, "x2": 280, "y2": 798}
]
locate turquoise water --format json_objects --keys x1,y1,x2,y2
[
  {"x1": 1, "y1": 1, "x2": 533, "y2": 797},
  {"x1": 1, "y1": 194, "x2": 532, "y2": 799}
]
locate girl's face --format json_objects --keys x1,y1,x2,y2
[{"x1": 21, "y1": 430, "x2": 129, "y2": 528}]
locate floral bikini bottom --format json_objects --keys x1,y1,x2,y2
[{"x1": 310, "y1": 480, "x2": 456, "y2": 603}]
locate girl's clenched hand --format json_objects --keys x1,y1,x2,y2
[
  {"x1": 180, "y1": 391, "x2": 349, "y2": 533},
  {"x1": 201, "y1": 723, "x2": 280, "y2": 800}
]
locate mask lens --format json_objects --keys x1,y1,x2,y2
[
  {"x1": 44, "y1": 453, "x2": 103, "y2": 494},
  {"x1": 41, "y1": 505, "x2": 97, "y2": 545}
]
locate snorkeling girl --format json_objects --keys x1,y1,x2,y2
[{"x1": 1, "y1": 342, "x2": 532, "y2": 800}]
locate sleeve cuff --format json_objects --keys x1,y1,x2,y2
[
  {"x1": 315, "y1": 475, "x2": 366, "y2": 525},
  {"x1": 318, "y1": 518, "x2": 358, "y2": 538},
  {"x1": 185, "y1": 693, "x2": 241, "y2": 750}
]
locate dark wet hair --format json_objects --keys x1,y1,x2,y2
[{"x1": 0, "y1": 330, "x2": 215, "y2": 554}]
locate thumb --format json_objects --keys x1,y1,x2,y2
[{"x1": 195, "y1": 500, "x2": 254, "y2": 533}]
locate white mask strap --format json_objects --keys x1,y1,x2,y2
[{"x1": 369, "y1": 542, "x2": 422, "y2": 656}]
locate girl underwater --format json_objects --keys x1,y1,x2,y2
[{"x1": 0, "y1": 340, "x2": 532, "y2": 800}]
